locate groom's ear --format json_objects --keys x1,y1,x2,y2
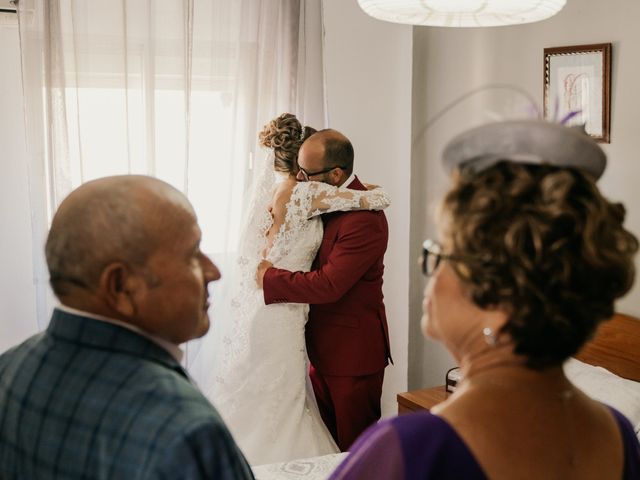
[{"x1": 329, "y1": 167, "x2": 346, "y2": 186}]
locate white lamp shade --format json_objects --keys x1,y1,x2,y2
[{"x1": 357, "y1": 0, "x2": 567, "y2": 27}]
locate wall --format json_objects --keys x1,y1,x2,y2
[
  {"x1": 0, "y1": 12, "x2": 39, "y2": 352},
  {"x1": 1, "y1": 1, "x2": 414, "y2": 416},
  {"x1": 322, "y1": 0, "x2": 413, "y2": 416},
  {"x1": 410, "y1": 0, "x2": 640, "y2": 389}
]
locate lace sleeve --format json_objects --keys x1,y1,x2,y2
[
  {"x1": 267, "y1": 182, "x2": 390, "y2": 263},
  {"x1": 302, "y1": 182, "x2": 391, "y2": 219}
]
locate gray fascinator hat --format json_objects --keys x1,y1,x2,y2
[{"x1": 442, "y1": 119, "x2": 607, "y2": 180}]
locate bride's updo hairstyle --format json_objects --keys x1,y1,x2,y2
[
  {"x1": 259, "y1": 113, "x2": 316, "y2": 175},
  {"x1": 438, "y1": 120, "x2": 639, "y2": 370}
]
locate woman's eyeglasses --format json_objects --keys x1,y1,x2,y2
[
  {"x1": 421, "y1": 239, "x2": 488, "y2": 276},
  {"x1": 421, "y1": 239, "x2": 453, "y2": 277}
]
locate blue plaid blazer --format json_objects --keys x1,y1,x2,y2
[{"x1": 0, "y1": 308, "x2": 254, "y2": 479}]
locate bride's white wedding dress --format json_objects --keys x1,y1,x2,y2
[{"x1": 209, "y1": 172, "x2": 389, "y2": 466}]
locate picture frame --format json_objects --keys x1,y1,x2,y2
[{"x1": 544, "y1": 43, "x2": 611, "y2": 143}]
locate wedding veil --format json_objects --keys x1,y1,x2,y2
[{"x1": 203, "y1": 150, "x2": 276, "y2": 402}]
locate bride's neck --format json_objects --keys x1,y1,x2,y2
[{"x1": 274, "y1": 171, "x2": 295, "y2": 181}]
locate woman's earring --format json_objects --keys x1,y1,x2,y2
[{"x1": 483, "y1": 327, "x2": 496, "y2": 346}]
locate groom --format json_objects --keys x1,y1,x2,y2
[{"x1": 257, "y1": 129, "x2": 392, "y2": 451}]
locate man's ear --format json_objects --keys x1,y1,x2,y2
[
  {"x1": 98, "y1": 262, "x2": 145, "y2": 317},
  {"x1": 329, "y1": 168, "x2": 345, "y2": 186}
]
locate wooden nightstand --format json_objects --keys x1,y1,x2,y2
[{"x1": 397, "y1": 385, "x2": 449, "y2": 414}]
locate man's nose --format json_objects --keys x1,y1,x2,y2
[{"x1": 202, "y1": 255, "x2": 221, "y2": 282}]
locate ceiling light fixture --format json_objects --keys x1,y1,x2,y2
[{"x1": 357, "y1": 0, "x2": 567, "y2": 27}]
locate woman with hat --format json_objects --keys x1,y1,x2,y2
[{"x1": 330, "y1": 120, "x2": 640, "y2": 479}]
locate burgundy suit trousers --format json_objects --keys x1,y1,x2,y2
[{"x1": 310, "y1": 364, "x2": 385, "y2": 451}]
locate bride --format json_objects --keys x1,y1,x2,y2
[{"x1": 209, "y1": 113, "x2": 390, "y2": 465}]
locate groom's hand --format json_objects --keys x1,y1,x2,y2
[{"x1": 256, "y1": 259, "x2": 273, "y2": 288}]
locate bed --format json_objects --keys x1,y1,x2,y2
[
  {"x1": 573, "y1": 312, "x2": 640, "y2": 382},
  {"x1": 563, "y1": 312, "x2": 640, "y2": 440},
  {"x1": 252, "y1": 453, "x2": 348, "y2": 480}
]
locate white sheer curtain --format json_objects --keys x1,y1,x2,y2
[{"x1": 16, "y1": 0, "x2": 324, "y2": 379}]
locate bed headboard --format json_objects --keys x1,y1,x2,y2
[{"x1": 574, "y1": 313, "x2": 640, "y2": 382}]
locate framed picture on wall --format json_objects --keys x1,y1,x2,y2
[{"x1": 544, "y1": 43, "x2": 611, "y2": 143}]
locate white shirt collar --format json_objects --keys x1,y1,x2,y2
[
  {"x1": 341, "y1": 172, "x2": 357, "y2": 188},
  {"x1": 56, "y1": 304, "x2": 184, "y2": 363}
]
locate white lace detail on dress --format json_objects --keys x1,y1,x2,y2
[
  {"x1": 214, "y1": 153, "x2": 275, "y2": 387},
  {"x1": 267, "y1": 181, "x2": 391, "y2": 266},
  {"x1": 209, "y1": 173, "x2": 391, "y2": 465}
]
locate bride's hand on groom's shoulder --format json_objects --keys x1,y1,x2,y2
[{"x1": 256, "y1": 259, "x2": 273, "y2": 288}]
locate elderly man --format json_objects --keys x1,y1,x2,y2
[{"x1": 0, "y1": 176, "x2": 254, "y2": 479}]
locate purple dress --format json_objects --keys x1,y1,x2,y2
[{"x1": 329, "y1": 408, "x2": 640, "y2": 479}]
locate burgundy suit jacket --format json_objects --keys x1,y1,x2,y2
[{"x1": 263, "y1": 176, "x2": 392, "y2": 377}]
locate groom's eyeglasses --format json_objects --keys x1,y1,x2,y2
[{"x1": 298, "y1": 165, "x2": 347, "y2": 181}]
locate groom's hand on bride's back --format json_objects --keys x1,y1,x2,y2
[{"x1": 256, "y1": 259, "x2": 273, "y2": 288}]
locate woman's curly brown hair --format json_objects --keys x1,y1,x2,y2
[
  {"x1": 439, "y1": 161, "x2": 638, "y2": 369},
  {"x1": 259, "y1": 113, "x2": 316, "y2": 175}
]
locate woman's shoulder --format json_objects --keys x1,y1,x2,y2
[
  {"x1": 341, "y1": 412, "x2": 455, "y2": 456},
  {"x1": 330, "y1": 412, "x2": 485, "y2": 480},
  {"x1": 607, "y1": 405, "x2": 639, "y2": 434},
  {"x1": 387, "y1": 410, "x2": 452, "y2": 434},
  {"x1": 287, "y1": 180, "x2": 331, "y2": 207},
  {"x1": 387, "y1": 411, "x2": 480, "y2": 458},
  {"x1": 273, "y1": 177, "x2": 296, "y2": 194},
  {"x1": 271, "y1": 178, "x2": 296, "y2": 204},
  {"x1": 606, "y1": 406, "x2": 640, "y2": 478}
]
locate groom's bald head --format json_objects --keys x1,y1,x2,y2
[
  {"x1": 309, "y1": 129, "x2": 354, "y2": 175},
  {"x1": 297, "y1": 129, "x2": 354, "y2": 186}
]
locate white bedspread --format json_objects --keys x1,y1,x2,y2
[{"x1": 252, "y1": 452, "x2": 348, "y2": 480}]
